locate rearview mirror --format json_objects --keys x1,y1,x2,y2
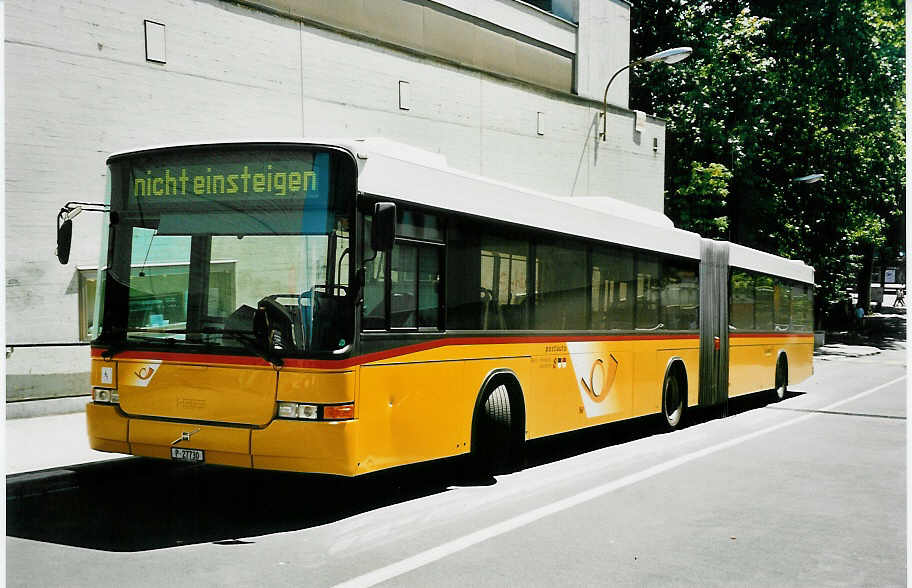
[
  {"x1": 371, "y1": 202, "x2": 396, "y2": 252},
  {"x1": 56, "y1": 218, "x2": 73, "y2": 265}
]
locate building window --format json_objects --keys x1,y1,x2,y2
[{"x1": 518, "y1": 0, "x2": 577, "y2": 22}]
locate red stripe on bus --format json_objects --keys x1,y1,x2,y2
[
  {"x1": 344, "y1": 334, "x2": 701, "y2": 367},
  {"x1": 90, "y1": 333, "x2": 701, "y2": 369},
  {"x1": 90, "y1": 347, "x2": 273, "y2": 367}
]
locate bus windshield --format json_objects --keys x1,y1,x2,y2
[{"x1": 95, "y1": 146, "x2": 356, "y2": 357}]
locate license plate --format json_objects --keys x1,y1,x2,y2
[{"x1": 170, "y1": 447, "x2": 204, "y2": 462}]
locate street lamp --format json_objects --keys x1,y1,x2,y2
[
  {"x1": 600, "y1": 46, "x2": 693, "y2": 141},
  {"x1": 793, "y1": 173, "x2": 825, "y2": 183}
]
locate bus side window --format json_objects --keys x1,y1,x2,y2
[
  {"x1": 446, "y1": 219, "x2": 528, "y2": 331},
  {"x1": 774, "y1": 280, "x2": 791, "y2": 331},
  {"x1": 480, "y1": 236, "x2": 529, "y2": 330},
  {"x1": 362, "y1": 215, "x2": 387, "y2": 330},
  {"x1": 417, "y1": 246, "x2": 441, "y2": 327},
  {"x1": 754, "y1": 275, "x2": 774, "y2": 331},
  {"x1": 384, "y1": 207, "x2": 444, "y2": 330},
  {"x1": 730, "y1": 269, "x2": 755, "y2": 330},
  {"x1": 635, "y1": 254, "x2": 662, "y2": 329},
  {"x1": 661, "y1": 259, "x2": 699, "y2": 331},
  {"x1": 390, "y1": 243, "x2": 418, "y2": 327},
  {"x1": 791, "y1": 282, "x2": 811, "y2": 331},
  {"x1": 591, "y1": 246, "x2": 634, "y2": 331},
  {"x1": 534, "y1": 241, "x2": 587, "y2": 330}
]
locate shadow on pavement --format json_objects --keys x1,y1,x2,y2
[
  {"x1": 7, "y1": 389, "x2": 804, "y2": 553},
  {"x1": 827, "y1": 310, "x2": 907, "y2": 351},
  {"x1": 523, "y1": 389, "x2": 805, "y2": 469},
  {"x1": 6, "y1": 457, "x2": 457, "y2": 552}
]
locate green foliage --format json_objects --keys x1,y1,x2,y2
[
  {"x1": 669, "y1": 162, "x2": 732, "y2": 239},
  {"x1": 630, "y1": 0, "x2": 906, "y2": 319}
]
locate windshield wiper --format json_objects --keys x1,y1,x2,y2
[
  {"x1": 104, "y1": 329, "x2": 283, "y2": 367},
  {"x1": 128, "y1": 335, "x2": 182, "y2": 346},
  {"x1": 128, "y1": 331, "x2": 284, "y2": 366},
  {"x1": 213, "y1": 329, "x2": 284, "y2": 367}
]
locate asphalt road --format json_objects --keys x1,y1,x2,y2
[{"x1": 7, "y1": 345, "x2": 907, "y2": 587}]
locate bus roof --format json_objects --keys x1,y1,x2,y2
[
  {"x1": 352, "y1": 138, "x2": 813, "y2": 283},
  {"x1": 107, "y1": 137, "x2": 814, "y2": 284},
  {"x1": 351, "y1": 138, "x2": 705, "y2": 261}
]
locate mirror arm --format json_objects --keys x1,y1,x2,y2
[
  {"x1": 60, "y1": 201, "x2": 110, "y2": 219},
  {"x1": 56, "y1": 201, "x2": 113, "y2": 265}
]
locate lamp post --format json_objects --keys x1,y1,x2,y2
[
  {"x1": 600, "y1": 46, "x2": 693, "y2": 141},
  {"x1": 792, "y1": 173, "x2": 825, "y2": 183},
  {"x1": 791, "y1": 172, "x2": 825, "y2": 327},
  {"x1": 789, "y1": 172, "x2": 825, "y2": 231}
]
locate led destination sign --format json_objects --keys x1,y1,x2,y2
[
  {"x1": 127, "y1": 151, "x2": 330, "y2": 207},
  {"x1": 134, "y1": 164, "x2": 315, "y2": 198}
]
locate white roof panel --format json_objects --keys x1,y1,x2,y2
[
  {"x1": 107, "y1": 138, "x2": 814, "y2": 277},
  {"x1": 729, "y1": 242, "x2": 815, "y2": 284},
  {"x1": 353, "y1": 138, "x2": 702, "y2": 259}
]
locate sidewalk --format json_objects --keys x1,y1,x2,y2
[
  {"x1": 820, "y1": 309, "x2": 906, "y2": 358},
  {"x1": 6, "y1": 409, "x2": 130, "y2": 476}
]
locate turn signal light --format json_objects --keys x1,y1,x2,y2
[{"x1": 323, "y1": 403, "x2": 355, "y2": 420}]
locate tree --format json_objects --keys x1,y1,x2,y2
[{"x1": 630, "y1": 0, "x2": 905, "y2": 326}]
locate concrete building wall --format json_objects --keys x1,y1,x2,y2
[
  {"x1": 576, "y1": 0, "x2": 631, "y2": 105},
  {"x1": 5, "y1": 0, "x2": 666, "y2": 400}
]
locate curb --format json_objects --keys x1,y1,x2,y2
[
  {"x1": 6, "y1": 396, "x2": 89, "y2": 420},
  {"x1": 814, "y1": 346, "x2": 882, "y2": 359},
  {"x1": 6, "y1": 468, "x2": 80, "y2": 500}
]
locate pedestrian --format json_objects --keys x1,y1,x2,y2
[
  {"x1": 855, "y1": 305, "x2": 865, "y2": 331},
  {"x1": 894, "y1": 288, "x2": 905, "y2": 307}
]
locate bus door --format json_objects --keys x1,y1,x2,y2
[{"x1": 698, "y1": 239, "x2": 730, "y2": 413}]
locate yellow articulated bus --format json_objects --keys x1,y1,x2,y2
[{"x1": 56, "y1": 138, "x2": 814, "y2": 476}]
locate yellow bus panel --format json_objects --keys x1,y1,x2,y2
[
  {"x1": 117, "y1": 360, "x2": 277, "y2": 426},
  {"x1": 277, "y1": 369, "x2": 356, "y2": 405},
  {"x1": 251, "y1": 420, "x2": 359, "y2": 475},
  {"x1": 729, "y1": 335, "x2": 813, "y2": 397}
]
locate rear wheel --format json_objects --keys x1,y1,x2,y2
[
  {"x1": 662, "y1": 371, "x2": 684, "y2": 430},
  {"x1": 774, "y1": 356, "x2": 788, "y2": 401},
  {"x1": 474, "y1": 384, "x2": 514, "y2": 475}
]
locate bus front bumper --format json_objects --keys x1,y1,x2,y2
[{"x1": 86, "y1": 403, "x2": 360, "y2": 476}]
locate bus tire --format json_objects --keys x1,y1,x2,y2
[
  {"x1": 662, "y1": 367, "x2": 685, "y2": 430},
  {"x1": 473, "y1": 383, "x2": 515, "y2": 476},
  {"x1": 773, "y1": 355, "x2": 788, "y2": 401}
]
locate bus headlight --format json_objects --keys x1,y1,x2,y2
[
  {"x1": 277, "y1": 402, "x2": 318, "y2": 420},
  {"x1": 93, "y1": 387, "x2": 119, "y2": 404}
]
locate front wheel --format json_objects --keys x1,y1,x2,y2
[
  {"x1": 662, "y1": 372, "x2": 684, "y2": 430},
  {"x1": 473, "y1": 384, "x2": 514, "y2": 476}
]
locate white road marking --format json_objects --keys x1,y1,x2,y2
[{"x1": 334, "y1": 375, "x2": 906, "y2": 588}]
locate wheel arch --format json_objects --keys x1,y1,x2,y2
[
  {"x1": 470, "y1": 368, "x2": 526, "y2": 452},
  {"x1": 662, "y1": 356, "x2": 689, "y2": 406}
]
